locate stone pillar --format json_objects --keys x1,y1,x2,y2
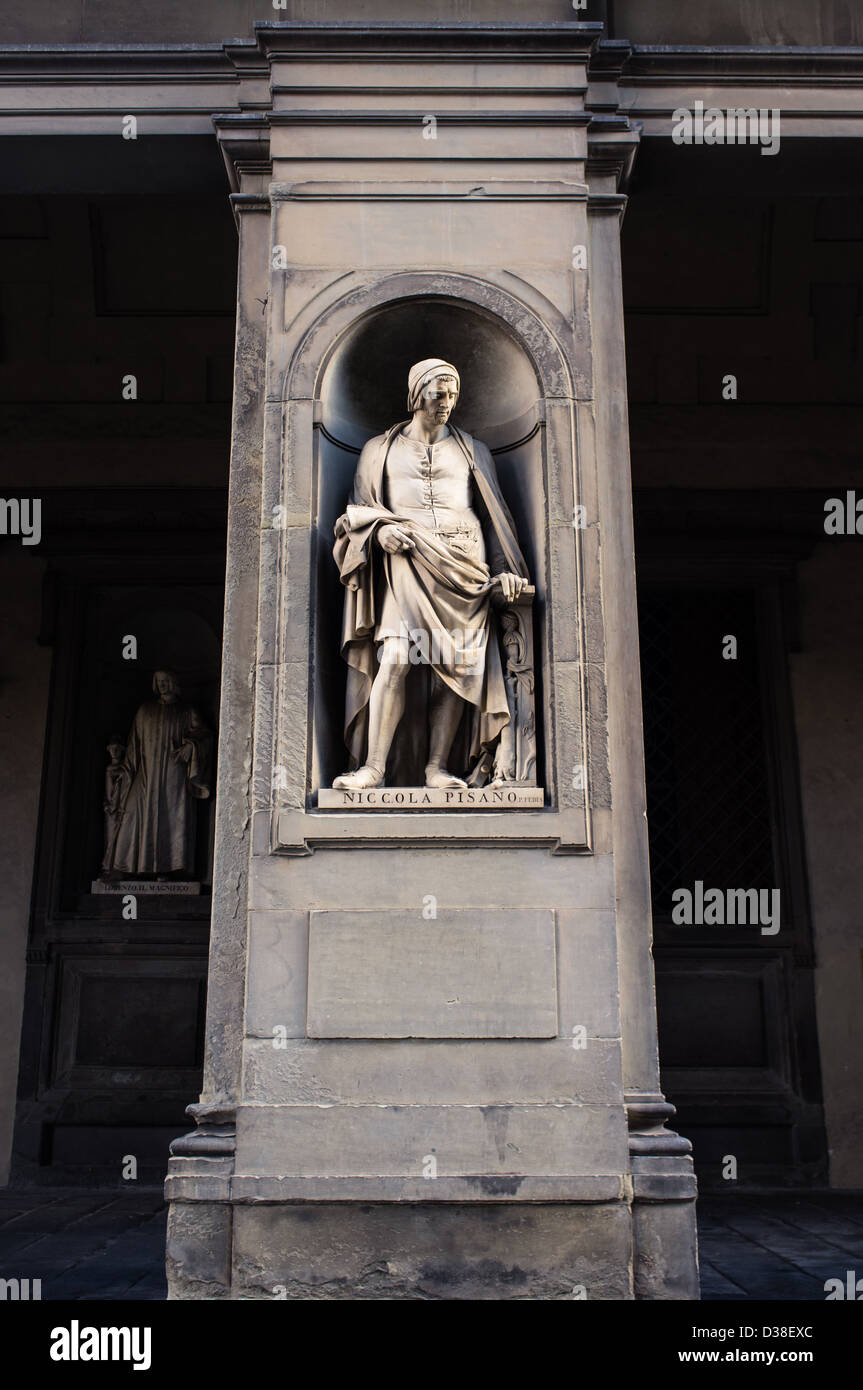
[
  {"x1": 166, "y1": 18, "x2": 698, "y2": 1300},
  {"x1": 586, "y1": 108, "x2": 699, "y2": 1300},
  {"x1": 165, "y1": 117, "x2": 271, "y2": 1300}
]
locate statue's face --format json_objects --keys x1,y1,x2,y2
[
  {"x1": 108, "y1": 742, "x2": 124, "y2": 761},
  {"x1": 154, "y1": 670, "x2": 177, "y2": 701},
  {"x1": 416, "y1": 374, "x2": 458, "y2": 427}
]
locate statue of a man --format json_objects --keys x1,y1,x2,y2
[
  {"x1": 332, "y1": 359, "x2": 529, "y2": 791},
  {"x1": 101, "y1": 669, "x2": 212, "y2": 878}
]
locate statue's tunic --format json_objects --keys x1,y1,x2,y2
[
  {"x1": 376, "y1": 432, "x2": 491, "y2": 706},
  {"x1": 333, "y1": 421, "x2": 529, "y2": 776},
  {"x1": 107, "y1": 699, "x2": 211, "y2": 876},
  {"x1": 380, "y1": 432, "x2": 484, "y2": 565}
]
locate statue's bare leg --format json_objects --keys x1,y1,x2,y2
[
  {"x1": 333, "y1": 637, "x2": 409, "y2": 789},
  {"x1": 425, "y1": 678, "x2": 468, "y2": 790}
]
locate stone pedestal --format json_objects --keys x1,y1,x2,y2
[
  {"x1": 165, "y1": 17, "x2": 698, "y2": 1300},
  {"x1": 91, "y1": 880, "x2": 201, "y2": 895}
]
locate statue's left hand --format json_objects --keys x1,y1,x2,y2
[
  {"x1": 493, "y1": 572, "x2": 528, "y2": 602},
  {"x1": 173, "y1": 743, "x2": 193, "y2": 765}
]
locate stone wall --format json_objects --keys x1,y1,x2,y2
[{"x1": 2, "y1": 0, "x2": 859, "y2": 48}]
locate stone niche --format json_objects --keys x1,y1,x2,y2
[
  {"x1": 313, "y1": 294, "x2": 548, "y2": 795},
  {"x1": 68, "y1": 588, "x2": 222, "y2": 905},
  {"x1": 271, "y1": 271, "x2": 590, "y2": 853}
]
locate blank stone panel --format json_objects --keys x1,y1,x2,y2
[{"x1": 307, "y1": 908, "x2": 557, "y2": 1039}]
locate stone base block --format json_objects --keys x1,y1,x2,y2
[
  {"x1": 166, "y1": 1201, "x2": 232, "y2": 1301},
  {"x1": 230, "y1": 1201, "x2": 633, "y2": 1300},
  {"x1": 632, "y1": 1198, "x2": 700, "y2": 1300},
  {"x1": 631, "y1": 1155, "x2": 700, "y2": 1300}
]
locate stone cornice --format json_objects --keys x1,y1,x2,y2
[
  {"x1": 1, "y1": 36, "x2": 862, "y2": 85},
  {"x1": 0, "y1": 21, "x2": 606, "y2": 77},
  {"x1": 2, "y1": 34, "x2": 862, "y2": 143},
  {"x1": 2, "y1": 36, "x2": 862, "y2": 80},
  {"x1": 266, "y1": 110, "x2": 595, "y2": 127},
  {"x1": 269, "y1": 180, "x2": 588, "y2": 201},
  {"x1": 625, "y1": 43, "x2": 863, "y2": 82},
  {"x1": 254, "y1": 20, "x2": 605, "y2": 57},
  {"x1": 0, "y1": 43, "x2": 253, "y2": 79},
  {"x1": 617, "y1": 44, "x2": 863, "y2": 138},
  {"x1": 213, "y1": 111, "x2": 271, "y2": 200}
]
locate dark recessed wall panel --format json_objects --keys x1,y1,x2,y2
[
  {"x1": 656, "y1": 972, "x2": 768, "y2": 1070},
  {"x1": 74, "y1": 976, "x2": 204, "y2": 1070}
]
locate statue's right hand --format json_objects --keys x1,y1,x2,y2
[{"x1": 377, "y1": 524, "x2": 415, "y2": 554}]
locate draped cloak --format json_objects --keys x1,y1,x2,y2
[{"x1": 333, "y1": 421, "x2": 529, "y2": 778}]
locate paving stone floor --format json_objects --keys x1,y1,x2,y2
[
  {"x1": 0, "y1": 1187, "x2": 860, "y2": 1300},
  {"x1": 697, "y1": 1192, "x2": 863, "y2": 1301},
  {"x1": 0, "y1": 1188, "x2": 168, "y2": 1301}
]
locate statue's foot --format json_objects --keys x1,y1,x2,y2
[
  {"x1": 425, "y1": 766, "x2": 468, "y2": 790},
  {"x1": 333, "y1": 765, "x2": 384, "y2": 790}
]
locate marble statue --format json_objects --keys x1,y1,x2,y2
[
  {"x1": 100, "y1": 669, "x2": 212, "y2": 878},
  {"x1": 332, "y1": 358, "x2": 532, "y2": 790}
]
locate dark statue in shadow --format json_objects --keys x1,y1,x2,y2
[{"x1": 99, "y1": 669, "x2": 212, "y2": 880}]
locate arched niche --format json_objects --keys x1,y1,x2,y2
[
  {"x1": 321, "y1": 297, "x2": 540, "y2": 449},
  {"x1": 303, "y1": 283, "x2": 568, "y2": 797}
]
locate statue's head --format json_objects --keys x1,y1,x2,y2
[
  {"x1": 152, "y1": 669, "x2": 180, "y2": 702},
  {"x1": 407, "y1": 358, "x2": 460, "y2": 428},
  {"x1": 107, "y1": 735, "x2": 125, "y2": 761}
]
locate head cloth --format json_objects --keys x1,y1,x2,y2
[{"x1": 407, "y1": 359, "x2": 460, "y2": 413}]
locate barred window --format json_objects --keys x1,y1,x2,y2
[{"x1": 637, "y1": 587, "x2": 775, "y2": 917}]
